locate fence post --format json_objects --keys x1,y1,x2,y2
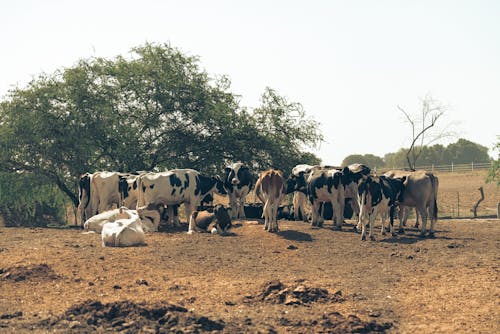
[
  {"x1": 432, "y1": 164, "x2": 434, "y2": 172},
  {"x1": 451, "y1": 162, "x2": 454, "y2": 173},
  {"x1": 472, "y1": 161, "x2": 474, "y2": 171},
  {"x1": 457, "y1": 192, "x2": 460, "y2": 217}
]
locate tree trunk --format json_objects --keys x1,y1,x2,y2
[{"x1": 472, "y1": 187, "x2": 484, "y2": 218}]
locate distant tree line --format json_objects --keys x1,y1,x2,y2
[{"x1": 342, "y1": 138, "x2": 492, "y2": 169}]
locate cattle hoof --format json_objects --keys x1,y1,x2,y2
[
  {"x1": 187, "y1": 230, "x2": 194, "y2": 235},
  {"x1": 398, "y1": 228, "x2": 405, "y2": 234},
  {"x1": 361, "y1": 235, "x2": 366, "y2": 241},
  {"x1": 428, "y1": 232, "x2": 435, "y2": 238},
  {"x1": 369, "y1": 235, "x2": 376, "y2": 241},
  {"x1": 353, "y1": 227, "x2": 358, "y2": 233},
  {"x1": 382, "y1": 231, "x2": 387, "y2": 236},
  {"x1": 391, "y1": 232, "x2": 398, "y2": 237},
  {"x1": 418, "y1": 233, "x2": 426, "y2": 238}
]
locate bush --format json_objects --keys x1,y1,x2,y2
[{"x1": 0, "y1": 172, "x2": 68, "y2": 227}]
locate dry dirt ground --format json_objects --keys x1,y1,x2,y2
[{"x1": 1, "y1": 216, "x2": 499, "y2": 333}]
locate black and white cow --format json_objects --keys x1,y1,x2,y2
[
  {"x1": 343, "y1": 164, "x2": 371, "y2": 219},
  {"x1": 188, "y1": 204, "x2": 232, "y2": 235},
  {"x1": 357, "y1": 175, "x2": 406, "y2": 241},
  {"x1": 223, "y1": 163, "x2": 254, "y2": 219},
  {"x1": 77, "y1": 171, "x2": 122, "y2": 226},
  {"x1": 137, "y1": 169, "x2": 225, "y2": 229},
  {"x1": 307, "y1": 166, "x2": 353, "y2": 229},
  {"x1": 118, "y1": 173, "x2": 142, "y2": 209}
]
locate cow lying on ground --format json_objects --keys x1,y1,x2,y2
[
  {"x1": 101, "y1": 209, "x2": 146, "y2": 247},
  {"x1": 357, "y1": 175, "x2": 406, "y2": 241},
  {"x1": 188, "y1": 204, "x2": 232, "y2": 235},
  {"x1": 83, "y1": 206, "x2": 160, "y2": 233},
  {"x1": 255, "y1": 169, "x2": 286, "y2": 232},
  {"x1": 384, "y1": 170, "x2": 439, "y2": 237}
]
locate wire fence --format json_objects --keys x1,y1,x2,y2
[{"x1": 375, "y1": 161, "x2": 493, "y2": 174}]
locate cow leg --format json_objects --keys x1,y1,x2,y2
[
  {"x1": 368, "y1": 211, "x2": 376, "y2": 241},
  {"x1": 228, "y1": 194, "x2": 238, "y2": 219},
  {"x1": 414, "y1": 209, "x2": 420, "y2": 228},
  {"x1": 397, "y1": 207, "x2": 407, "y2": 234},
  {"x1": 238, "y1": 196, "x2": 246, "y2": 219},
  {"x1": 310, "y1": 201, "x2": 320, "y2": 227},
  {"x1": 417, "y1": 205, "x2": 428, "y2": 237},
  {"x1": 332, "y1": 200, "x2": 342, "y2": 231},
  {"x1": 380, "y1": 210, "x2": 387, "y2": 235}
]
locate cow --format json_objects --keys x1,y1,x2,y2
[
  {"x1": 118, "y1": 173, "x2": 142, "y2": 209},
  {"x1": 307, "y1": 166, "x2": 352, "y2": 229},
  {"x1": 384, "y1": 170, "x2": 439, "y2": 237},
  {"x1": 136, "y1": 169, "x2": 225, "y2": 229},
  {"x1": 101, "y1": 209, "x2": 146, "y2": 247},
  {"x1": 84, "y1": 205, "x2": 161, "y2": 233},
  {"x1": 77, "y1": 171, "x2": 122, "y2": 226},
  {"x1": 255, "y1": 169, "x2": 286, "y2": 232},
  {"x1": 288, "y1": 164, "x2": 315, "y2": 222},
  {"x1": 188, "y1": 204, "x2": 233, "y2": 235},
  {"x1": 343, "y1": 163, "x2": 371, "y2": 219},
  {"x1": 77, "y1": 172, "x2": 93, "y2": 226},
  {"x1": 357, "y1": 175, "x2": 406, "y2": 241},
  {"x1": 223, "y1": 163, "x2": 254, "y2": 219}
]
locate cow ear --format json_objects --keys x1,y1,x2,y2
[
  {"x1": 401, "y1": 176, "x2": 407, "y2": 184},
  {"x1": 342, "y1": 166, "x2": 350, "y2": 174},
  {"x1": 214, "y1": 175, "x2": 221, "y2": 181}
]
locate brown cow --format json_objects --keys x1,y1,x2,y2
[
  {"x1": 384, "y1": 170, "x2": 439, "y2": 237},
  {"x1": 255, "y1": 169, "x2": 286, "y2": 233}
]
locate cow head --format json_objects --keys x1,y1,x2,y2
[
  {"x1": 224, "y1": 163, "x2": 252, "y2": 190},
  {"x1": 137, "y1": 203, "x2": 161, "y2": 232}
]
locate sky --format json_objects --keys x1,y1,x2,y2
[{"x1": 1, "y1": 0, "x2": 499, "y2": 165}]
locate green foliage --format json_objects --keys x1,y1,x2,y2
[
  {"x1": 486, "y1": 139, "x2": 499, "y2": 186},
  {"x1": 0, "y1": 42, "x2": 323, "y2": 224},
  {"x1": 0, "y1": 173, "x2": 68, "y2": 226},
  {"x1": 341, "y1": 154, "x2": 384, "y2": 169}
]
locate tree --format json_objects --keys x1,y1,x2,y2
[
  {"x1": 0, "y1": 43, "x2": 323, "y2": 218},
  {"x1": 397, "y1": 94, "x2": 453, "y2": 170},
  {"x1": 341, "y1": 154, "x2": 384, "y2": 169},
  {"x1": 487, "y1": 138, "x2": 499, "y2": 186}
]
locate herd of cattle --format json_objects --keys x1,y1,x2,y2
[{"x1": 77, "y1": 162, "x2": 439, "y2": 246}]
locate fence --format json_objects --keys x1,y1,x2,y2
[{"x1": 376, "y1": 161, "x2": 493, "y2": 174}]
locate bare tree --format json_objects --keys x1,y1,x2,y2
[{"x1": 397, "y1": 94, "x2": 453, "y2": 170}]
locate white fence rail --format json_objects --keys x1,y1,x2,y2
[{"x1": 376, "y1": 161, "x2": 493, "y2": 174}]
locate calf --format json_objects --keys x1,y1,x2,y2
[
  {"x1": 101, "y1": 209, "x2": 146, "y2": 247},
  {"x1": 255, "y1": 169, "x2": 286, "y2": 232},
  {"x1": 188, "y1": 204, "x2": 232, "y2": 235},
  {"x1": 223, "y1": 163, "x2": 254, "y2": 219},
  {"x1": 357, "y1": 175, "x2": 406, "y2": 241},
  {"x1": 84, "y1": 206, "x2": 161, "y2": 233}
]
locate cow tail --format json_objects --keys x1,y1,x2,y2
[{"x1": 429, "y1": 174, "x2": 439, "y2": 220}]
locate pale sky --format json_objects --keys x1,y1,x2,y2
[{"x1": 1, "y1": 0, "x2": 499, "y2": 165}]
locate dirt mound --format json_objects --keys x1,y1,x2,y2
[
  {"x1": 281, "y1": 312, "x2": 392, "y2": 333},
  {"x1": 252, "y1": 280, "x2": 344, "y2": 305},
  {"x1": 38, "y1": 299, "x2": 224, "y2": 333},
  {"x1": 0, "y1": 263, "x2": 59, "y2": 282}
]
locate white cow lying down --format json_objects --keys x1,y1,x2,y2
[
  {"x1": 101, "y1": 210, "x2": 146, "y2": 247},
  {"x1": 83, "y1": 206, "x2": 160, "y2": 233}
]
